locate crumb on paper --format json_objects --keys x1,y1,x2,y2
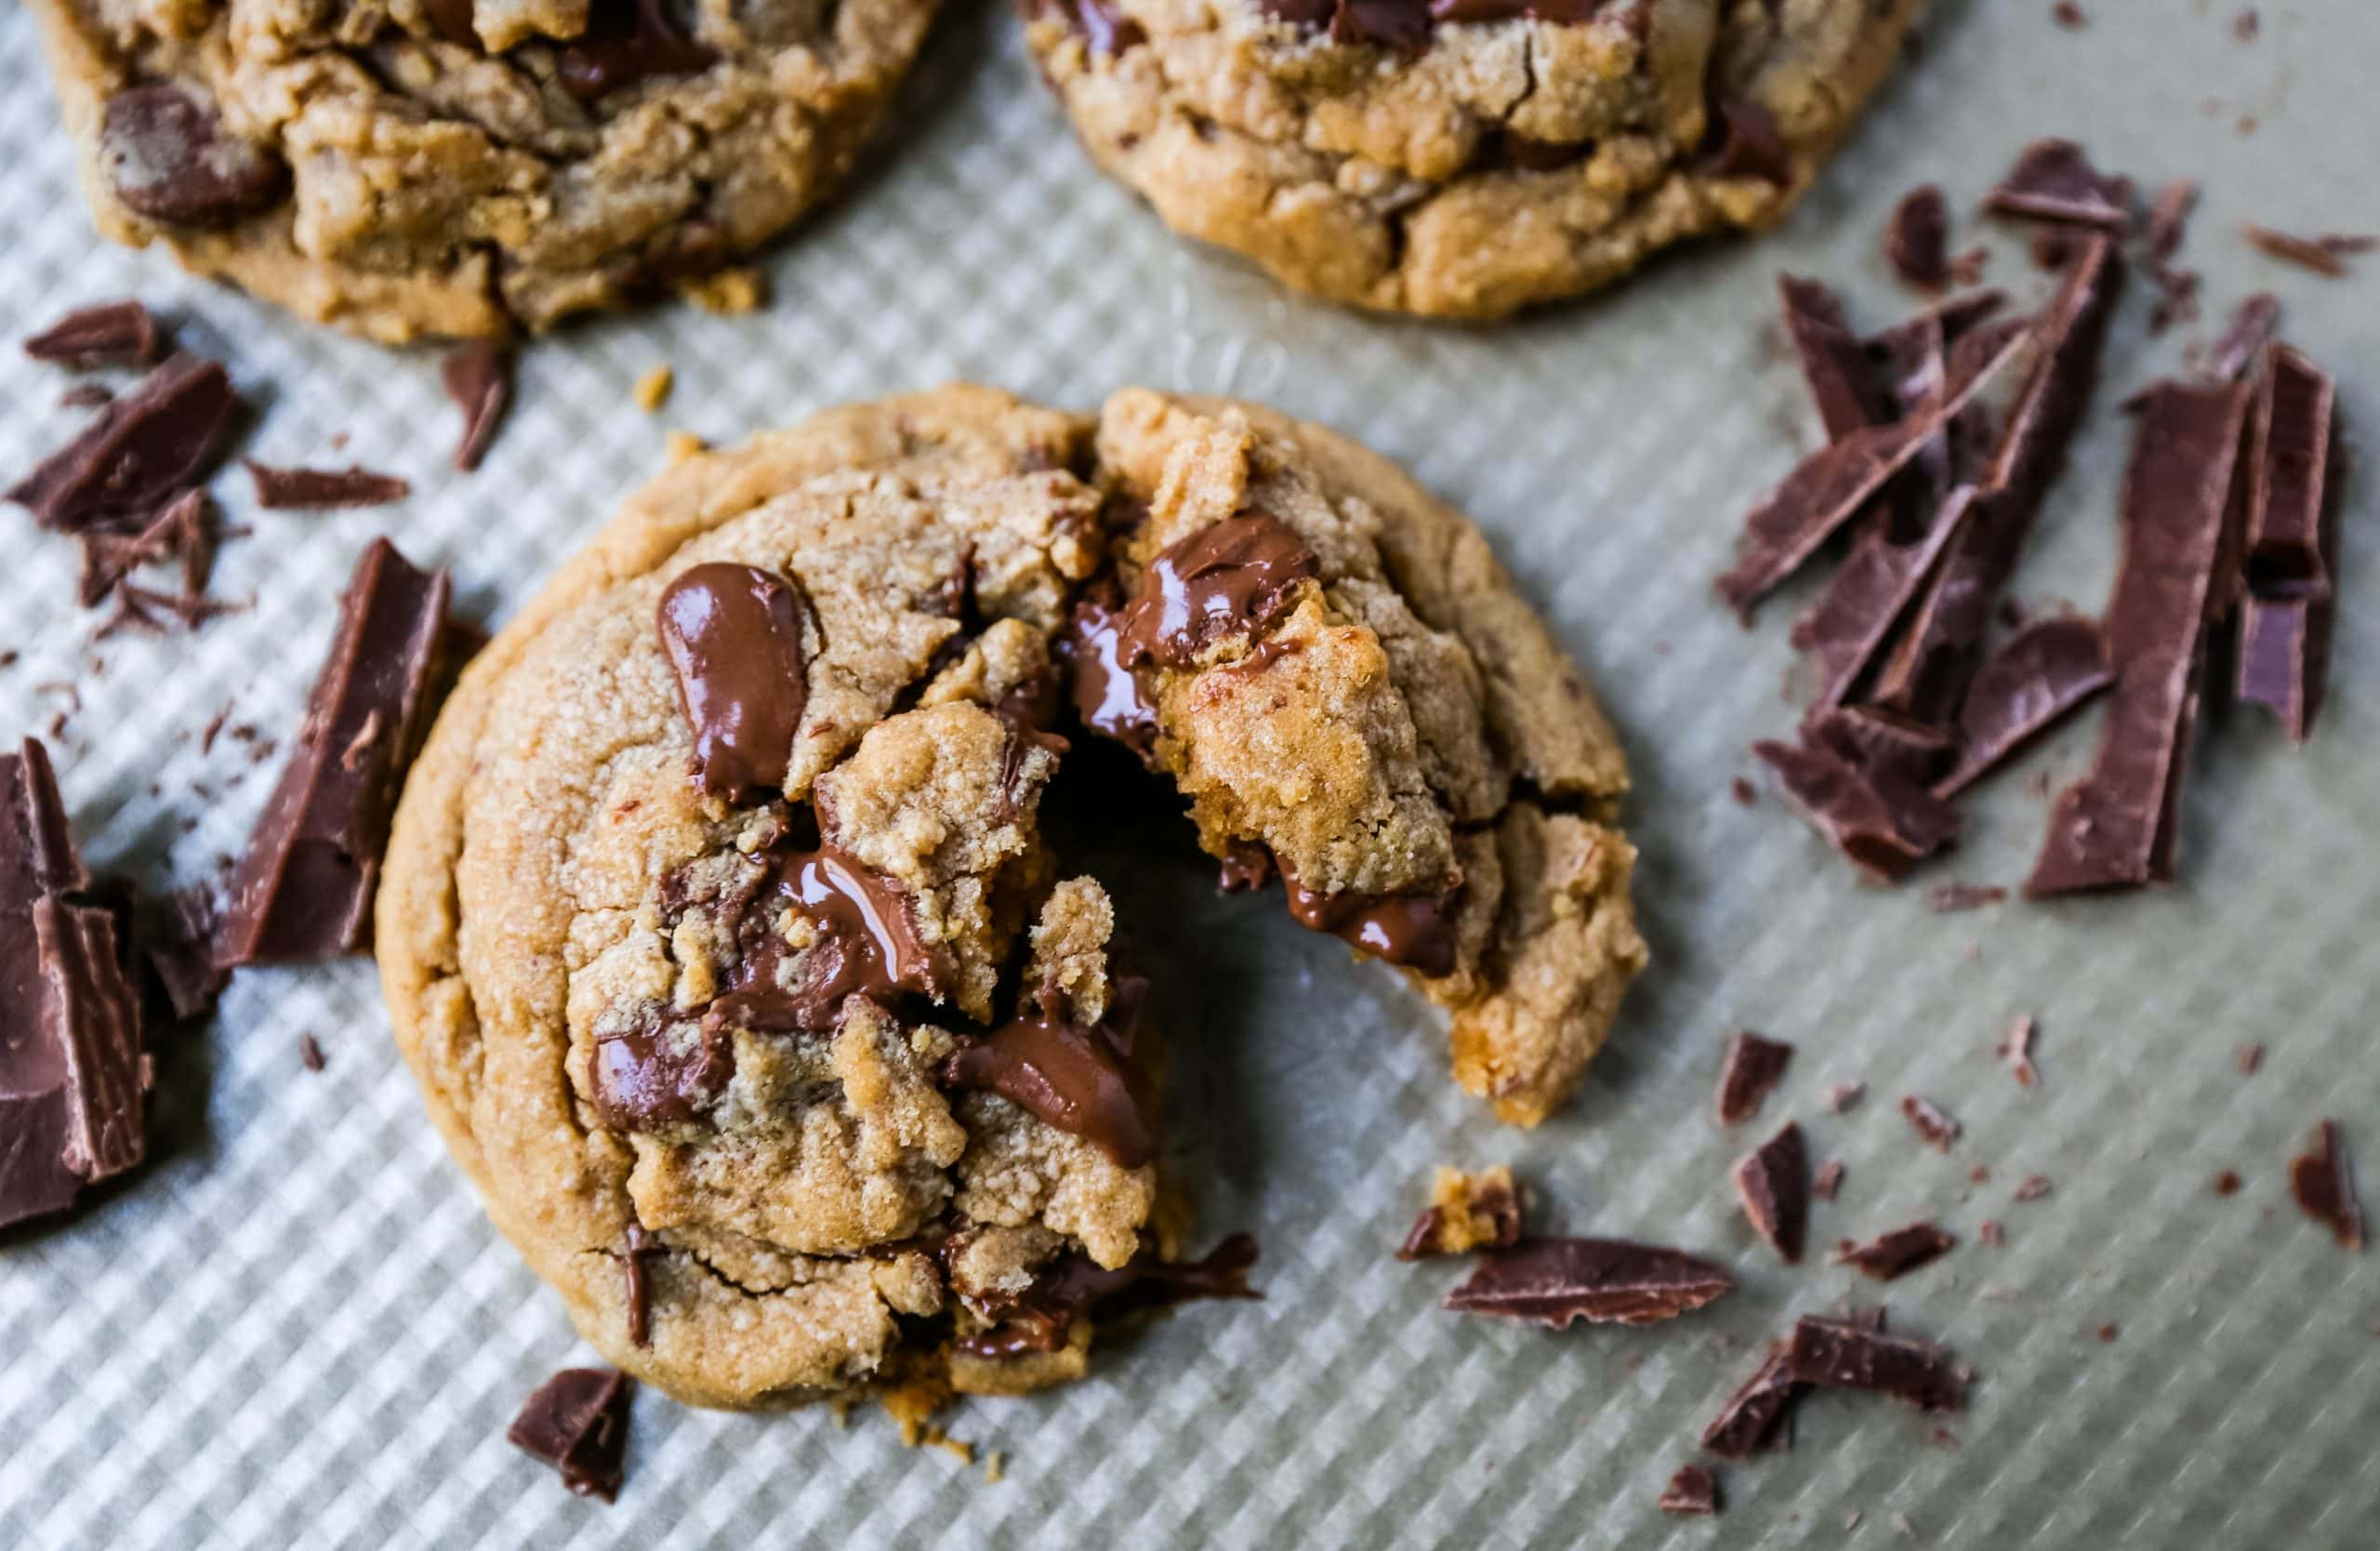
[
  {"x1": 922, "y1": 1425, "x2": 974, "y2": 1466},
  {"x1": 634, "y1": 365, "x2": 675, "y2": 413},
  {"x1": 666, "y1": 430, "x2": 708, "y2": 466},
  {"x1": 984, "y1": 1450, "x2": 1006, "y2": 1484},
  {"x1": 681, "y1": 267, "x2": 769, "y2": 315}
]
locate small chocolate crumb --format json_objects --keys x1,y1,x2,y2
[
  {"x1": 1826, "y1": 1081, "x2": 1866, "y2": 1113},
  {"x1": 1925, "y1": 882, "x2": 2008, "y2": 912},
  {"x1": 1716, "y1": 1031, "x2": 1795, "y2": 1125},
  {"x1": 2051, "y1": 0, "x2": 2085, "y2": 25},
  {"x1": 1730, "y1": 776, "x2": 1758, "y2": 808},
  {"x1": 1979, "y1": 1218, "x2": 2004, "y2": 1246},
  {"x1": 1884, "y1": 185, "x2": 1951, "y2": 289},
  {"x1": 2289, "y1": 1120, "x2": 2361, "y2": 1249},
  {"x1": 1835, "y1": 1222, "x2": 1957, "y2": 1280},
  {"x1": 298, "y1": 1033, "x2": 324, "y2": 1071},
  {"x1": 2241, "y1": 223, "x2": 2373, "y2": 278},
  {"x1": 243, "y1": 460, "x2": 411, "y2": 510},
  {"x1": 1968, "y1": 1164, "x2": 1992, "y2": 1185},
  {"x1": 1901, "y1": 1095, "x2": 1961, "y2": 1150},
  {"x1": 25, "y1": 300, "x2": 162, "y2": 369},
  {"x1": 1659, "y1": 1465, "x2": 1721, "y2": 1517},
  {"x1": 1734, "y1": 1122, "x2": 1810, "y2": 1264},
  {"x1": 1814, "y1": 1160, "x2": 1845, "y2": 1201},
  {"x1": 2213, "y1": 1170, "x2": 2241, "y2": 1197},
  {"x1": 441, "y1": 341, "x2": 513, "y2": 472},
  {"x1": 2233, "y1": 7, "x2": 2258, "y2": 39},
  {"x1": 2237, "y1": 1042, "x2": 2264, "y2": 1075},
  {"x1": 507, "y1": 1368, "x2": 632, "y2": 1503},
  {"x1": 2013, "y1": 1173, "x2": 2053, "y2": 1202},
  {"x1": 2096, "y1": 1322, "x2": 2119, "y2": 1342},
  {"x1": 1443, "y1": 1239, "x2": 1733, "y2": 1328},
  {"x1": 1999, "y1": 1014, "x2": 2041, "y2": 1088}
]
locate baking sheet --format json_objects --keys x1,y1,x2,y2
[{"x1": 3, "y1": 1, "x2": 2377, "y2": 1544}]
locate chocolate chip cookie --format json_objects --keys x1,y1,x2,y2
[
  {"x1": 377, "y1": 384, "x2": 1642, "y2": 1409},
  {"x1": 26, "y1": 0, "x2": 938, "y2": 341},
  {"x1": 1022, "y1": 0, "x2": 1918, "y2": 319}
]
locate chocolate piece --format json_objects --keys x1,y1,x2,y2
[
  {"x1": 1730, "y1": 776, "x2": 1758, "y2": 807},
  {"x1": 507, "y1": 1368, "x2": 631, "y2": 1503},
  {"x1": 1901, "y1": 1094, "x2": 1960, "y2": 1149},
  {"x1": 1659, "y1": 1465, "x2": 1721, "y2": 1517},
  {"x1": 1059, "y1": 594, "x2": 1160, "y2": 757},
  {"x1": 2000, "y1": 1014, "x2": 2040, "y2": 1088},
  {"x1": 25, "y1": 301, "x2": 161, "y2": 369},
  {"x1": 216, "y1": 540, "x2": 452, "y2": 966},
  {"x1": 1834, "y1": 1222, "x2": 1956, "y2": 1280},
  {"x1": 1283, "y1": 876, "x2": 1457, "y2": 976},
  {"x1": 1397, "y1": 1165, "x2": 1523, "y2": 1260},
  {"x1": 441, "y1": 341, "x2": 513, "y2": 472},
  {"x1": 1813, "y1": 1160, "x2": 1845, "y2": 1201},
  {"x1": 419, "y1": 0, "x2": 478, "y2": 42},
  {"x1": 1116, "y1": 512, "x2": 1316, "y2": 668},
  {"x1": 1707, "y1": 101, "x2": 1794, "y2": 185},
  {"x1": 1778, "y1": 276, "x2": 1890, "y2": 443},
  {"x1": 1037, "y1": 0, "x2": 1148, "y2": 54},
  {"x1": 298, "y1": 1033, "x2": 325, "y2": 1071},
  {"x1": 1790, "y1": 1314, "x2": 1965, "y2": 1412},
  {"x1": 590, "y1": 1015, "x2": 734, "y2": 1130},
  {"x1": 655, "y1": 563, "x2": 811, "y2": 802},
  {"x1": 1925, "y1": 882, "x2": 2006, "y2": 912},
  {"x1": 1753, "y1": 738, "x2": 1961, "y2": 882},
  {"x1": 99, "y1": 85, "x2": 287, "y2": 229},
  {"x1": 1734, "y1": 1122, "x2": 1809, "y2": 1264},
  {"x1": 699, "y1": 842, "x2": 945, "y2": 1036},
  {"x1": 1885, "y1": 185, "x2": 1952, "y2": 289},
  {"x1": 2214, "y1": 1169, "x2": 2242, "y2": 1197},
  {"x1": 958, "y1": 1233, "x2": 1260, "y2": 1357},
  {"x1": 59, "y1": 385, "x2": 113, "y2": 411},
  {"x1": 2026, "y1": 380, "x2": 2252, "y2": 895},
  {"x1": 1795, "y1": 487, "x2": 1982, "y2": 717},
  {"x1": 1717, "y1": 330, "x2": 2027, "y2": 617},
  {"x1": 556, "y1": 0, "x2": 720, "y2": 100},
  {"x1": 1986, "y1": 139, "x2": 2131, "y2": 229},
  {"x1": 145, "y1": 884, "x2": 226, "y2": 1023},
  {"x1": 7, "y1": 353, "x2": 239, "y2": 532},
  {"x1": 2238, "y1": 1042, "x2": 2264, "y2": 1075},
  {"x1": 1930, "y1": 618, "x2": 2113, "y2": 797},
  {"x1": 2145, "y1": 180, "x2": 2198, "y2": 261},
  {"x1": 2051, "y1": 1, "x2": 2085, "y2": 26},
  {"x1": 1826, "y1": 1080, "x2": 1865, "y2": 1113},
  {"x1": 2241, "y1": 224, "x2": 2373, "y2": 278},
  {"x1": 2289, "y1": 1120, "x2": 2361, "y2": 1250},
  {"x1": 2202, "y1": 293, "x2": 2281, "y2": 384},
  {"x1": 1443, "y1": 1239, "x2": 1732, "y2": 1328},
  {"x1": 2013, "y1": 1173, "x2": 2052, "y2": 1201},
  {"x1": 244, "y1": 461, "x2": 411, "y2": 510},
  {"x1": 1701, "y1": 1345, "x2": 1802, "y2": 1458},
  {"x1": 942, "y1": 981, "x2": 1160, "y2": 1168},
  {"x1": 2235, "y1": 346, "x2": 2337, "y2": 740},
  {"x1": 77, "y1": 489, "x2": 207, "y2": 609},
  {"x1": 1715, "y1": 1031, "x2": 1793, "y2": 1125}
]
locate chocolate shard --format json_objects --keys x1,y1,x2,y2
[
  {"x1": 1833, "y1": 1221, "x2": 1957, "y2": 1280},
  {"x1": 507, "y1": 1368, "x2": 632, "y2": 1503},
  {"x1": 1788, "y1": 1314, "x2": 1966, "y2": 1412},
  {"x1": 99, "y1": 85, "x2": 288, "y2": 229},
  {"x1": 2234, "y1": 345, "x2": 2337, "y2": 740},
  {"x1": 1884, "y1": 184, "x2": 1952, "y2": 289},
  {"x1": 1659, "y1": 1465, "x2": 1722, "y2": 1518},
  {"x1": 1443, "y1": 1238, "x2": 1733, "y2": 1328},
  {"x1": 1778, "y1": 276, "x2": 1891, "y2": 443},
  {"x1": 2202, "y1": 293, "x2": 2281, "y2": 385},
  {"x1": 2289, "y1": 1120, "x2": 2361, "y2": 1250},
  {"x1": 1715, "y1": 1031, "x2": 1794, "y2": 1125},
  {"x1": 2145, "y1": 179, "x2": 2199, "y2": 260},
  {"x1": 7, "y1": 353, "x2": 240, "y2": 532},
  {"x1": 1753, "y1": 737, "x2": 1961, "y2": 883},
  {"x1": 2241, "y1": 224, "x2": 2371, "y2": 278},
  {"x1": 1795, "y1": 486, "x2": 1983, "y2": 717},
  {"x1": 655, "y1": 563, "x2": 812, "y2": 802},
  {"x1": 941, "y1": 980, "x2": 1161, "y2": 1168},
  {"x1": 1397, "y1": 1164, "x2": 1523, "y2": 1260},
  {"x1": 244, "y1": 460, "x2": 412, "y2": 510},
  {"x1": 144, "y1": 884, "x2": 228, "y2": 1024},
  {"x1": 1931, "y1": 617, "x2": 2114, "y2": 797},
  {"x1": 440, "y1": 341, "x2": 514, "y2": 472},
  {"x1": 216, "y1": 539, "x2": 453, "y2": 966},
  {"x1": 1809, "y1": 704, "x2": 1954, "y2": 789},
  {"x1": 1986, "y1": 139, "x2": 2132, "y2": 229},
  {"x1": 958, "y1": 1233, "x2": 1261, "y2": 1358},
  {"x1": 1901, "y1": 1094, "x2": 1961, "y2": 1149},
  {"x1": 25, "y1": 300, "x2": 162, "y2": 369},
  {"x1": 1813, "y1": 1159, "x2": 1845, "y2": 1200},
  {"x1": 2027, "y1": 379, "x2": 2253, "y2": 895},
  {"x1": 1734, "y1": 1121, "x2": 1810, "y2": 1264},
  {"x1": 1701, "y1": 1345, "x2": 1803, "y2": 1458}
]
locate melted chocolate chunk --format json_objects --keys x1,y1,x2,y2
[
  {"x1": 99, "y1": 86, "x2": 288, "y2": 229},
  {"x1": 1900, "y1": 1094, "x2": 1960, "y2": 1150},
  {"x1": 1752, "y1": 738, "x2": 1960, "y2": 883},
  {"x1": 1659, "y1": 1465, "x2": 1721, "y2": 1517},
  {"x1": 1715, "y1": 1031, "x2": 1793, "y2": 1125},
  {"x1": 1706, "y1": 101, "x2": 1794, "y2": 184},
  {"x1": 507, "y1": 1369, "x2": 632, "y2": 1504},
  {"x1": 2289, "y1": 1120, "x2": 2361, "y2": 1250},
  {"x1": 2235, "y1": 346, "x2": 2337, "y2": 740},
  {"x1": 702, "y1": 842, "x2": 945, "y2": 1035},
  {"x1": 244, "y1": 461, "x2": 411, "y2": 510},
  {"x1": 1985, "y1": 139, "x2": 2131, "y2": 229},
  {"x1": 7, "y1": 353, "x2": 239, "y2": 532},
  {"x1": 1217, "y1": 841, "x2": 1274, "y2": 893},
  {"x1": 1701, "y1": 1345, "x2": 1803, "y2": 1458},
  {"x1": 1116, "y1": 512, "x2": 1317, "y2": 668},
  {"x1": 621, "y1": 1220, "x2": 659, "y2": 1346},
  {"x1": 941, "y1": 980, "x2": 1160, "y2": 1168},
  {"x1": 441, "y1": 341, "x2": 513, "y2": 472},
  {"x1": 217, "y1": 540, "x2": 453, "y2": 966},
  {"x1": 1734, "y1": 1121, "x2": 1809, "y2": 1264},
  {"x1": 1930, "y1": 617, "x2": 2113, "y2": 797},
  {"x1": 1283, "y1": 874, "x2": 1458, "y2": 977},
  {"x1": 2027, "y1": 379, "x2": 2252, "y2": 895},
  {"x1": 1442, "y1": 1239, "x2": 1733, "y2": 1328},
  {"x1": 1833, "y1": 1221, "x2": 1957, "y2": 1280},
  {"x1": 1788, "y1": 1314, "x2": 1966, "y2": 1412},
  {"x1": 25, "y1": 301, "x2": 161, "y2": 369},
  {"x1": 556, "y1": 0, "x2": 721, "y2": 101},
  {"x1": 590, "y1": 1015, "x2": 734, "y2": 1131},
  {"x1": 1885, "y1": 185, "x2": 1952, "y2": 289},
  {"x1": 958, "y1": 1233, "x2": 1259, "y2": 1357},
  {"x1": 656, "y1": 563, "x2": 812, "y2": 802},
  {"x1": 1058, "y1": 595, "x2": 1160, "y2": 757}
]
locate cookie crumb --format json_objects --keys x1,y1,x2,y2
[
  {"x1": 681, "y1": 267, "x2": 769, "y2": 315},
  {"x1": 984, "y1": 1450, "x2": 1005, "y2": 1483},
  {"x1": 634, "y1": 365, "x2": 675, "y2": 413},
  {"x1": 922, "y1": 1425, "x2": 974, "y2": 1466},
  {"x1": 665, "y1": 430, "x2": 708, "y2": 466}
]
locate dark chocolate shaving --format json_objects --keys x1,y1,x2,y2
[
  {"x1": 689, "y1": 842, "x2": 945, "y2": 1042},
  {"x1": 2289, "y1": 1120, "x2": 2361, "y2": 1250},
  {"x1": 1834, "y1": 1221, "x2": 1956, "y2": 1280},
  {"x1": 1778, "y1": 276, "x2": 1891, "y2": 444},
  {"x1": 1884, "y1": 185, "x2": 1952, "y2": 289},
  {"x1": 244, "y1": 461, "x2": 411, "y2": 510},
  {"x1": 1443, "y1": 1238, "x2": 1733, "y2": 1328},
  {"x1": 1659, "y1": 1465, "x2": 1721, "y2": 1517},
  {"x1": 1986, "y1": 139, "x2": 2132, "y2": 229},
  {"x1": 7, "y1": 353, "x2": 240, "y2": 532},
  {"x1": 1795, "y1": 486, "x2": 1981, "y2": 717},
  {"x1": 1715, "y1": 1031, "x2": 1794, "y2": 1125},
  {"x1": 1808, "y1": 704, "x2": 1953, "y2": 789},
  {"x1": 99, "y1": 85, "x2": 288, "y2": 229},
  {"x1": 2201, "y1": 293, "x2": 2281, "y2": 385},
  {"x1": 25, "y1": 301, "x2": 161, "y2": 369},
  {"x1": 2241, "y1": 224, "x2": 2373, "y2": 278},
  {"x1": 2234, "y1": 345, "x2": 2336, "y2": 740},
  {"x1": 1900, "y1": 1094, "x2": 1961, "y2": 1150},
  {"x1": 1789, "y1": 1314, "x2": 1966, "y2": 1412},
  {"x1": 1701, "y1": 1345, "x2": 1802, "y2": 1458},
  {"x1": 441, "y1": 341, "x2": 513, "y2": 472},
  {"x1": 507, "y1": 1368, "x2": 632, "y2": 1503},
  {"x1": 1753, "y1": 738, "x2": 1960, "y2": 882},
  {"x1": 1734, "y1": 1121, "x2": 1809, "y2": 1264},
  {"x1": 1931, "y1": 617, "x2": 2113, "y2": 797}
]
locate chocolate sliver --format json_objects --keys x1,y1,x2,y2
[
  {"x1": 1884, "y1": 184, "x2": 1951, "y2": 289},
  {"x1": 556, "y1": 0, "x2": 720, "y2": 100},
  {"x1": 1701, "y1": 1345, "x2": 1802, "y2": 1458},
  {"x1": 1753, "y1": 738, "x2": 1960, "y2": 883},
  {"x1": 2289, "y1": 1120, "x2": 2361, "y2": 1250},
  {"x1": 99, "y1": 85, "x2": 288, "y2": 229},
  {"x1": 959, "y1": 1233, "x2": 1259, "y2": 1357},
  {"x1": 1778, "y1": 275, "x2": 1889, "y2": 443},
  {"x1": 507, "y1": 1369, "x2": 632, "y2": 1504},
  {"x1": 441, "y1": 341, "x2": 513, "y2": 472},
  {"x1": 1901, "y1": 1094, "x2": 1960, "y2": 1149},
  {"x1": 2240, "y1": 345, "x2": 2335, "y2": 594},
  {"x1": 1659, "y1": 1465, "x2": 1721, "y2": 1518},
  {"x1": 216, "y1": 539, "x2": 452, "y2": 966},
  {"x1": 941, "y1": 992, "x2": 1160, "y2": 1168},
  {"x1": 1117, "y1": 512, "x2": 1317, "y2": 668},
  {"x1": 7, "y1": 352, "x2": 239, "y2": 532},
  {"x1": 25, "y1": 301, "x2": 161, "y2": 369},
  {"x1": 1833, "y1": 1221, "x2": 1957, "y2": 1280},
  {"x1": 1058, "y1": 595, "x2": 1160, "y2": 758},
  {"x1": 2203, "y1": 292, "x2": 2281, "y2": 385},
  {"x1": 1796, "y1": 486, "x2": 1982, "y2": 716},
  {"x1": 2241, "y1": 223, "x2": 2362, "y2": 278},
  {"x1": 1734, "y1": 1121, "x2": 1809, "y2": 1264},
  {"x1": 1808, "y1": 705, "x2": 1954, "y2": 789},
  {"x1": 589, "y1": 1015, "x2": 734, "y2": 1131},
  {"x1": 33, "y1": 895, "x2": 150, "y2": 1185},
  {"x1": 1442, "y1": 1238, "x2": 1733, "y2": 1328},
  {"x1": 244, "y1": 461, "x2": 410, "y2": 510},
  {"x1": 655, "y1": 563, "x2": 810, "y2": 802},
  {"x1": 1985, "y1": 139, "x2": 2131, "y2": 229},
  {"x1": 1932, "y1": 618, "x2": 2113, "y2": 798},
  {"x1": 1283, "y1": 877, "x2": 1458, "y2": 977},
  {"x1": 2027, "y1": 380, "x2": 2252, "y2": 895},
  {"x1": 2236, "y1": 598, "x2": 2329, "y2": 744},
  {"x1": 1788, "y1": 1314, "x2": 1966, "y2": 1412},
  {"x1": 1714, "y1": 1030, "x2": 1793, "y2": 1125}
]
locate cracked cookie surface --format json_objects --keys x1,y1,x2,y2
[
  {"x1": 1023, "y1": 0, "x2": 1917, "y2": 319},
  {"x1": 27, "y1": 0, "x2": 937, "y2": 341},
  {"x1": 378, "y1": 384, "x2": 1642, "y2": 1410}
]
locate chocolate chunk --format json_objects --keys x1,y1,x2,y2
[
  {"x1": 145, "y1": 884, "x2": 226, "y2": 1023},
  {"x1": 655, "y1": 563, "x2": 811, "y2": 802},
  {"x1": 216, "y1": 540, "x2": 452, "y2": 966},
  {"x1": 1282, "y1": 875, "x2": 1457, "y2": 977},
  {"x1": 77, "y1": 488, "x2": 208, "y2": 609},
  {"x1": 1885, "y1": 185, "x2": 1952, "y2": 289},
  {"x1": 1058, "y1": 594, "x2": 1160, "y2": 758},
  {"x1": 1734, "y1": 1122, "x2": 1809, "y2": 1264},
  {"x1": 1901, "y1": 1094, "x2": 1960, "y2": 1149},
  {"x1": 1931, "y1": 618, "x2": 2113, "y2": 797},
  {"x1": 7, "y1": 353, "x2": 239, "y2": 532},
  {"x1": 942, "y1": 979, "x2": 1160, "y2": 1168},
  {"x1": 2000, "y1": 1014, "x2": 2040, "y2": 1087},
  {"x1": 1778, "y1": 276, "x2": 1891, "y2": 443},
  {"x1": 590, "y1": 1015, "x2": 734, "y2": 1130},
  {"x1": 1789, "y1": 1314, "x2": 1965, "y2": 1411},
  {"x1": 1659, "y1": 1465, "x2": 1722, "y2": 1518},
  {"x1": 1753, "y1": 737, "x2": 1961, "y2": 882},
  {"x1": 1717, "y1": 329, "x2": 2028, "y2": 617},
  {"x1": 507, "y1": 1368, "x2": 632, "y2": 1503},
  {"x1": 244, "y1": 461, "x2": 411, "y2": 510},
  {"x1": 1706, "y1": 101, "x2": 1794, "y2": 185},
  {"x1": 2026, "y1": 380, "x2": 2252, "y2": 895},
  {"x1": 0, "y1": 739, "x2": 152, "y2": 1230},
  {"x1": 99, "y1": 85, "x2": 288, "y2": 229},
  {"x1": 2234, "y1": 346, "x2": 2337, "y2": 739},
  {"x1": 1808, "y1": 706, "x2": 1954, "y2": 789},
  {"x1": 2214, "y1": 1169, "x2": 2242, "y2": 1197},
  {"x1": 1978, "y1": 1217, "x2": 2004, "y2": 1245},
  {"x1": 1035, "y1": 0, "x2": 1148, "y2": 54},
  {"x1": 2241, "y1": 224, "x2": 2373, "y2": 278},
  {"x1": 1443, "y1": 1238, "x2": 1733, "y2": 1328},
  {"x1": 1794, "y1": 487, "x2": 1983, "y2": 718},
  {"x1": 1986, "y1": 139, "x2": 2131, "y2": 229},
  {"x1": 1701, "y1": 1345, "x2": 1803, "y2": 1458},
  {"x1": 697, "y1": 842, "x2": 945, "y2": 1037},
  {"x1": 441, "y1": 341, "x2": 513, "y2": 472},
  {"x1": 1397, "y1": 1165, "x2": 1523, "y2": 1260},
  {"x1": 25, "y1": 301, "x2": 161, "y2": 369},
  {"x1": 1715, "y1": 1031, "x2": 1794, "y2": 1125},
  {"x1": 556, "y1": 0, "x2": 721, "y2": 101},
  {"x1": 1116, "y1": 512, "x2": 1316, "y2": 668},
  {"x1": 2202, "y1": 293, "x2": 2281, "y2": 385},
  {"x1": 1834, "y1": 1222, "x2": 1957, "y2": 1279},
  {"x1": 2289, "y1": 1120, "x2": 2361, "y2": 1250},
  {"x1": 958, "y1": 1233, "x2": 1260, "y2": 1357},
  {"x1": 1813, "y1": 1160, "x2": 1844, "y2": 1200}
]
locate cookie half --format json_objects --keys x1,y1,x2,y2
[
  {"x1": 27, "y1": 0, "x2": 939, "y2": 341},
  {"x1": 1023, "y1": 0, "x2": 1918, "y2": 319},
  {"x1": 378, "y1": 385, "x2": 1643, "y2": 1408}
]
